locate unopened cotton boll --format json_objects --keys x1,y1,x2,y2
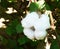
[
  {"x1": 21, "y1": 12, "x2": 39, "y2": 28},
  {"x1": 23, "y1": 28, "x2": 35, "y2": 41},
  {"x1": 34, "y1": 30, "x2": 47, "y2": 40}
]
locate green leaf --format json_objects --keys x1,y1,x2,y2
[
  {"x1": 0, "y1": 0, "x2": 8, "y2": 8},
  {"x1": 18, "y1": 37, "x2": 29, "y2": 45},
  {"x1": 16, "y1": 24, "x2": 23, "y2": 33},
  {"x1": 45, "y1": 3, "x2": 51, "y2": 10},
  {"x1": 2, "y1": 37, "x2": 8, "y2": 45},
  {"x1": 5, "y1": 19, "x2": 19, "y2": 35},
  {"x1": 29, "y1": 2, "x2": 39, "y2": 12},
  {"x1": 19, "y1": 47, "x2": 24, "y2": 49},
  {"x1": 0, "y1": 36, "x2": 8, "y2": 45},
  {"x1": 57, "y1": 3, "x2": 60, "y2": 8},
  {"x1": 50, "y1": 39, "x2": 60, "y2": 49},
  {"x1": 14, "y1": 46, "x2": 24, "y2": 49},
  {"x1": 10, "y1": 19, "x2": 19, "y2": 27},
  {"x1": 5, "y1": 26, "x2": 16, "y2": 36},
  {"x1": 7, "y1": 39, "x2": 17, "y2": 48},
  {"x1": 30, "y1": 41, "x2": 38, "y2": 47}
]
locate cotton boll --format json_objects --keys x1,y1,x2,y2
[
  {"x1": 0, "y1": 22, "x2": 5, "y2": 28},
  {"x1": 21, "y1": 12, "x2": 39, "y2": 28},
  {"x1": 23, "y1": 28, "x2": 35, "y2": 41},
  {"x1": 21, "y1": 12, "x2": 50, "y2": 41},
  {"x1": 34, "y1": 30, "x2": 47, "y2": 40},
  {"x1": 34, "y1": 14, "x2": 50, "y2": 30},
  {"x1": 0, "y1": 18, "x2": 5, "y2": 22}
]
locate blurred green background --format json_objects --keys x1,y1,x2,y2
[{"x1": 0, "y1": 0, "x2": 60, "y2": 49}]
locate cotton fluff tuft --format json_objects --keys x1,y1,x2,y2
[
  {"x1": 34, "y1": 14, "x2": 50, "y2": 30},
  {"x1": 21, "y1": 12, "x2": 39, "y2": 28},
  {"x1": 34, "y1": 30, "x2": 47, "y2": 40},
  {"x1": 23, "y1": 28, "x2": 35, "y2": 41}
]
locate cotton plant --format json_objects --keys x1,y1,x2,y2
[
  {"x1": 21, "y1": 12, "x2": 50, "y2": 41},
  {"x1": 21, "y1": 0, "x2": 55, "y2": 41}
]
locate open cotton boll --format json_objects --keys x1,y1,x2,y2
[
  {"x1": 21, "y1": 12, "x2": 39, "y2": 28},
  {"x1": 23, "y1": 28, "x2": 35, "y2": 41},
  {"x1": 0, "y1": 18, "x2": 5, "y2": 22},
  {"x1": 34, "y1": 30, "x2": 47, "y2": 40},
  {"x1": 21, "y1": 12, "x2": 50, "y2": 41},
  {"x1": 0, "y1": 22, "x2": 5, "y2": 28},
  {"x1": 34, "y1": 14, "x2": 50, "y2": 30}
]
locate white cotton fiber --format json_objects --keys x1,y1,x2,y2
[
  {"x1": 21, "y1": 12, "x2": 39, "y2": 28},
  {"x1": 23, "y1": 28, "x2": 35, "y2": 41},
  {"x1": 34, "y1": 14, "x2": 50, "y2": 30},
  {"x1": 34, "y1": 30, "x2": 47, "y2": 40}
]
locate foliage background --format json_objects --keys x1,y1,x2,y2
[{"x1": 0, "y1": 0, "x2": 60, "y2": 49}]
